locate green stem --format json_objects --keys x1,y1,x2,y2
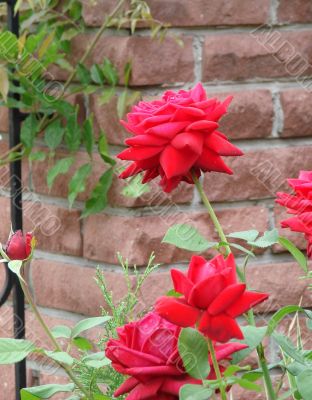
[
  {"x1": 193, "y1": 173, "x2": 276, "y2": 400},
  {"x1": 192, "y1": 173, "x2": 230, "y2": 256},
  {"x1": 20, "y1": 279, "x2": 92, "y2": 399},
  {"x1": 207, "y1": 339, "x2": 227, "y2": 400}
]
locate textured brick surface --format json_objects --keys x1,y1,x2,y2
[
  {"x1": 203, "y1": 146, "x2": 312, "y2": 202},
  {"x1": 203, "y1": 31, "x2": 312, "y2": 82},
  {"x1": 82, "y1": 0, "x2": 270, "y2": 27},
  {"x1": 280, "y1": 89, "x2": 312, "y2": 137},
  {"x1": 31, "y1": 259, "x2": 128, "y2": 316},
  {"x1": 83, "y1": 206, "x2": 268, "y2": 265},
  {"x1": 51, "y1": 35, "x2": 194, "y2": 86},
  {"x1": 277, "y1": 0, "x2": 312, "y2": 23}
]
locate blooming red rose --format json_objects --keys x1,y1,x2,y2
[
  {"x1": 276, "y1": 170, "x2": 312, "y2": 258},
  {"x1": 117, "y1": 83, "x2": 243, "y2": 192},
  {"x1": 105, "y1": 312, "x2": 247, "y2": 399},
  {"x1": 2, "y1": 230, "x2": 34, "y2": 261},
  {"x1": 155, "y1": 254, "x2": 268, "y2": 343}
]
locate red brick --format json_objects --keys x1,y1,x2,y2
[
  {"x1": 203, "y1": 146, "x2": 312, "y2": 202},
  {"x1": 203, "y1": 31, "x2": 312, "y2": 82},
  {"x1": 247, "y1": 262, "x2": 312, "y2": 313},
  {"x1": 273, "y1": 205, "x2": 307, "y2": 253},
  {"x1": 31, "y1": 259, "x2": 129, "y2": 316},
  {"x1": 214, "y1": 90, "x2": 273, "y2": 140},
  {"x1": 83, "y1": 206, "x2": 268, "y2": 265},
  {"x1": 278, "y1": 0, "x2": 312, "y2": 23},
  {"x1": 280, "y1": 89, "x2": 312, "y2": 137},
  {"x1": 82, "y1": 0, "x2": 270, "y2": 27},
  {"x1": 50, "y1": 35, "x2": 194, "y2": 86},
  {"x1": 0, "y1": 106, "x2": 8, "y2": 132}
]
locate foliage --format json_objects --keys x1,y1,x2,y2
[{"x1": 0, "y1": 0, "x2": 168, "y2": 217}]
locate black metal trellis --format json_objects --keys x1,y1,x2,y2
[{"x1": 0, "y1": 0, "x2": 26, "y2": 399}]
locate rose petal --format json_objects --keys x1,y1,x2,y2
[
  {"x1": 160, "y1": 145, "x2": 199, "y2": 179},
  {"x1": 155, "y1": 296, "x2": 200, "y2": 327},
  {"x1": 171, "y1": 269, "x2": 193, "y2": 300},
  {"x1": 199, "y1": 312, "x2": 244, "y2": 342},
  {"x1": 208, "y1": 283, "x2": 246, "y2": 315},
  {"x1": 196, "y1": 147, "x2": 233, "y2": 174},
  {"x1": 226, "y1": 291, "x2": 269, "y2": 318}
]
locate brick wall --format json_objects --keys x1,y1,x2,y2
[{"x1": 1, "y1": 1, "x2": 312, "y2": 397}]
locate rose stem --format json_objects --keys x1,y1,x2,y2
[
  {"x1": 192, "y1": 171, "x2": 277, "y2": 400},
  {"x1": 20, "y1": 277, "x2": 93, "y2": 399},
  {"x1": 207, "y1": 339, "x2": 227, "y2": 400},
  {"x1": 192, "y1": 173, "x2": 231, "y2": 256}
]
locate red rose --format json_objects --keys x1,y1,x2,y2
[
  {"x1": 105, "y1": 312, "x2": 247, "y2": 399},
  {"x1": 155, "y1": 254, "x2": 268, "y2": 343},
  {"x1": 276, "y1": 170, "x2": 312, "y2": 258},
  {"x1": 3, "y1": 230, "x2": 33, "y2": 261},
  {"x1": 117, "y1": 83, "x2": 243, "y2": 192}
]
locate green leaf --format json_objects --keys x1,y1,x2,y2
[
  {"x1": 29, "y1": 151, "x2": 46, "y2": 161},
  {"x1": 297, "y1": 369, "x2": 312, "y2": 399},
  {"x1": 91, "y1": 64, "x2": 105, "y2": 85},
  {"x1": 122, "y1": 174, "x2": 150, "y2": 198},
  {"x1": 76, "y1": 63, "x2": 91, "y2": 85},
  {"x1": 71, "y1": 316, "x2": 111, "y2": 339},
  {"x1": 235, "y1": 378, "x2": 262, "y2": 392},
  {"x1": 98, "y1": 87, "x2": 115, "y2": 105},
  {"x1": 82, "y1": 352, "x2": 111, "y2": 369},
  {"x1": 44, "y1": 119, "x2": 64, "y2": 151},
  {"x1": 178, "y1": 328, "x2": 210, "y2": 380},
  {"x1": 82, "y1": 116, "x2": 94, "y2": 157},
  {"x1": 117, "y1": 90, "x2": 128, "y2": 119},
  {"x1": 21, "y1": 383, "x2": 75, "y2": 399},
  {"x1": 72, "y1": 337, "x2": 93, "y2": 351},
  {"x1": 231, "y1": 326, "x2": 267, "y2": 364},
  {"x1": 0, "y1": 339, "x2": 35, "y2": 364},
  {"x1": 278, "y1": 237, "x2": 308, "y2": 273},
  {"x1": 44, "y1": 351, "x2": 74, "y2": 366},
  {"x1": 124, "y1": 61, "x2": 132, "y2": 86},
  {"x1": 224, "y1": 364, "x2": 250, "y2": 377},
  {"x1": 102, "y1": 58, "x2": 118, "y2": 86},
  {"x1": 179, "y1": 384, "x2": 212, "y2": 400},
  {"x1": 98, "y1": 133, "x2": 116, "y2": 166},
  {"x1": 82, "y1": 168, "x2": 114, "y2": 218},
  {"x1": 162, "y1": 224, "x2": 216, "y2": 252},
  {"x1": 21, "y1": 114, "x2": 38, "y2": 149},
  {"x1": 68, "y1": 163, "x2": 92, "y2": 207},
  {"x1": 166, "y1": 289, "x2": 182, "y2": 297},
  {"x1": 227, "y1": 230, "x2": 259, "y2": 242},
  {"x1": 226, "y1": 242, "x2": 255, "y2": 257},
  {"x1": 51, "y1": 325, "x2": 72, "y2": 339},
  {"x1": 267, "y1": 305, "x2": 305, "y2": 336},
  {"x1": 248, "y1": 229, "x2": 279, "y2": 248},
  {"x1": 8, "y1": 260, "x2": 25, "y2": 282},
  {"x1": 65, "y1": 111, "x2": 81, "y2": 152},
  {"x1": 272, "y1": 332, "x2": 306, "y2": 364},
  {"x1": 47, "y1": 157, "x2": 74, "y2": 189}
]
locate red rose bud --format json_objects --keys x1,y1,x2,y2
[
  {"x1": 155, "y1": 254, "x2": 269, "y2": 343},
  {"x1": 276, "y1": 170, "x2": 312, "y2": 258},
  {"x1": 117, "y1": 83, "x2": 243, "y2": 192},
  {"x1": 105, "y1": 312, "x2": 247, "y2": 400},
  {"x1": 5, "y1": 230, "x2": 34, "y2": 261}
]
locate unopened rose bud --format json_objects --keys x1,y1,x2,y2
[{"x1": 5, "y1": 230, "x2": 34, "y2": 261}]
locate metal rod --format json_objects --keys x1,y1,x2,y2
[{"x1": 7, "y1": 0, "x2": 27, "y2": 398}]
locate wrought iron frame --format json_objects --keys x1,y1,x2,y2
[{"x1": 0, "y1": 0, "x2": 26, "y2": 399}]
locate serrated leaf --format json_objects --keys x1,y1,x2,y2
[
  {"x1": 21, "y1": 383, "x2": 75, "y2": 399},
  {"x1": 21, "y1": 114, "x2": 38, "y2": 149},
  {"x1": 47, "y1": 157, "x2": 74, "y2": 189},
  {"x1": 82, "y1": 168, "x2": 113, "y2": 218},
  {"x1": 68, "y1": 163, "x2": 92, "y2": 207},
  {"x1": 44, "y1": 119, "x2": 64, "y2": 151},
  {"x1": 122, "y1": 174, "x2": 150, "y2": 198},
  {"x1": 278, "y1": 237, "x2": 308, "y2": 273},
  {"x1": 163, "y1": 224, "x2": 216, "y2": 252},
  {"x1": 82, "y1": 352, "x2": 111, "y2": 369},
  {"x1": 90, "y1": 64, "x2": 104, "y2": 85},
  {"x1": 44, "y1": 351, "x2": 74, "y2": 366},
  {"x1": 102, "y1": 58, "x2": 118, "y2": 86},
  {"x1": 71, "y1": 316, "x2": 111, "y2": 339},
  {"x1": 51, "y1": 325, "x2": 72, "y2": 339},
  {"x1": 82, "y1": 116, "x2": 94, "y2": 158},
  {"x1": 72, "y1": 337, "x2": 93, "y2": 351},
  {"x1": 179, "y1": 384, "x2": 212, "y2": 400},
  {"x1": 228, "y1": 230, "x2": 259, "y2": 242},
  {"x1": 231, "y1": 326, "x2": 267, "y2": 364},
  {"x1": 76, "y1": 63, "x2": 91, "y2": 85},
  {"x1": 98, "y1": 133, "x2": 116, "y2": 166},
  {"x1": 248, "y1": 229, "x2": 279, "y2": 248},
  {"x1": 0, "y1": 339, "x2": 35, "y2": 364},
  {"x1": 65, "y1": 110, "x2": 81, "y2": 152},
  {"x1": 178, "y1": 328, "x2": 210, "y2": 380}
]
